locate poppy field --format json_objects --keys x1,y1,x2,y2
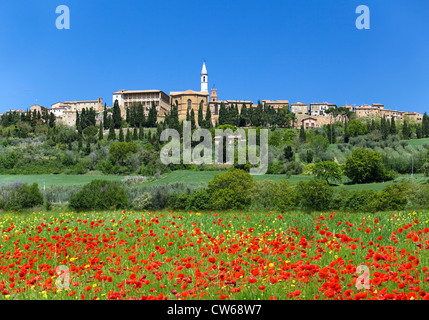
[{"x1": 0, "y1": 209, "x2": 428, "y2": 300}]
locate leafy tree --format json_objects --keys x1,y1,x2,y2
[
  {"x1": 109, "y1": 142, "x2": 138, "y2": 165},
  {"x1": 347, "y1": 119, "x2": 367, "y2": 137},
  {"x1": 310, "y1": 135, "x2": 329, "y2": 155},
  {"x1": 82, "y1": 126, "x2": 98, "y2": 144},
  {"x1": 313, "y1": 161, "x2": 342, "y2": 185},
  {"x1": 344, "y1": 148, "x2": 391, "y2": 184}
]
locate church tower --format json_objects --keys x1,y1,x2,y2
[{"x1": 201, "y1": 61, "x2": 208, "y2": 93}]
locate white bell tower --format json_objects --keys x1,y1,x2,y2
[{"x1": 201, "y1": 61, "x2": 208, "y2": 93}]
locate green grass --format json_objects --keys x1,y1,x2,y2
[
  {"x1": 405, "y1": 137, "x2": 429, "y2": 147},
  {"x1": 0, "y1": 174, "x2": 124, "y2": 187},
  {"x1": 147, "y1": 170, "x2": 427, "y2": 192},
  {"x1": 144, "y1": 170, "x2": 315, "y2": 186},
  {"x1": 0, "y1": 170, "x2": 426, "y2": 192}
]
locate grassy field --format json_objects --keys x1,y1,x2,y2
[
  {"x1": 0, "y1": 209, "x2": 427, "y2": 300},
  {"x1": 406, "y1": 137, "x2": 429, "y2": 147},
  {"x1": 0, "y1": 174, "x2": 123, "y2": 187},
  {"x1": 0, "y1": 171, "x2": 425, "y2": 192}
]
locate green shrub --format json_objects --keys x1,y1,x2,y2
[
  {"x1": 296, "y1": 179, "x2": 333, "y2": 211},
  {"x1": 69, "y1": 180, "x2": 128, "y2": 211},
  {"x1": 274, "y1": 180, "x2": 299, "y2": 212},
  {"x1": 3, "y1": 183, "x2": 44, "y2": 211},
  {"x1": 132, "y1": 192, "x2": 153, "y2": 211},
  {"x1": 187, "y1": 189, "x2": 211, "y2": 211},
  {"x1": 250, "y1": 180, "x2": 298, "y2": 212},
  {"x1": 334, "y1": 189, "x2": 377, "y2": 212},
  {"x1": 371, "y1": 184, "x2": 409, "y2": 211},
  {"x1": 207, "y1": 169, "x2": 254, "y2": 210},
  {"x1": 0, "y1": 151, "x2": 19, "y2": 169},
  {"x1": 250, "y1": 181, "x2": 278, "y2": 210},
  {"x1": 168, "y1": 193, "x2": 189, "y2": 210}
]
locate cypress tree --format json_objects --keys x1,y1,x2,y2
[
  {"x1": 139, "y1": 123, "x2": 144, "y2": 140},
  {"x1": 103, "y1": 104, "x2": 108, "y2": 129},
  {"x1": 49, "y1": 113, "x2": 56, "y2": 128},
  {"x1": 98, "y1": 121, "x2": 103, "y2": 140},
  {"x1": 240, "y1": 104, "x2": 248, "y2": 127},
  {"x1": 218, "y1": 102, "x2": 226, "y2": 125},
  {"x1": 85, "y1": 141, "x2": 91, "y2": 155},
  {"x1": 402, "y1": 120, "x2": 410, "y2": 140},
  {"x1": 126, "y1": 128, "x2": 132, "y2": 142},
  {"x1": 198, "y1": 101, "x2": 204, "y2": 128},
  {"x1": 417, "y1": 123, "x2": 423, "y2": 139},
  {"x1": 299, "y1": 124, "x2": 306, "y2": 143},
  {"x1": 78, "y1": 133, "x2": 83, "y2": 150},
  {"x1": 147, "y1": 101, "x2": 158, "y2": 127},
  {"x1": 205, "y1": 104, "x2": 212, "y2": 128},
  {"x1": 75, "y1": 111, "x2": 80, "y2": 130},
  {"x1": 190, "y1": 108, "x2": 196, "y2": 130},
  {"x1": 126, "y1": 108, "x2": 130, "y2": 125},
  {"x1": 133, "y1": 126, "x2": 138, "y2": 140},
  {"x1": 390, "y1": 117, "x2": 396, "y2": 135},
  {"x1": 423, "y1": 112, "x2": 429, "y2": 138},
  {"x1": 186, "y1": 107, "x2": 190, "y2": 122},
  {"x1": 113, "y1": 100, "x2": 122, "y2": 129},
  {"x1": 108, "y1": 116, "x2": 116, "y2": 140},
  {"x1": 381, "y1": 116, "x2": 388, "y2": 140},
  {"x1": 344, "y1": 120, "x2": 349, "y2": 143},
  {"x1": 119, "y1": 127, "x2": 124, "y2": 142}
]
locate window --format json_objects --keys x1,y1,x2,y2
[
  {"x1": 175, "y1": 100, "x2": 179, "y2": 107},
  {"x1": 187, "y1": 100, "x2": 192, "y2": 110}
]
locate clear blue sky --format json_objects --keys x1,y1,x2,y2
[{"x1": 0, "y1": 0, "x2": 428, "y2": 114}]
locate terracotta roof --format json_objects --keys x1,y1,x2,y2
[{"x1": 170, "y1": 90, "x2": 209, "y2": 96}]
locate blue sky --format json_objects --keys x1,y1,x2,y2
[{"x1": 0, "y1": 0, "x2": 428, "y2": 114}]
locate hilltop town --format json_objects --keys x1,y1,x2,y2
[{"x1": 0, "y1": 62, "x2": 425, "y2": 130}]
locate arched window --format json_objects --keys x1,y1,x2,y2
[
  {"x1": 187, "y1": 100, "x2": 192, "y2": 110},
  {"x1": 203, "y1": 76, "x2": 206, "y2": 82},
  {"x1": 175, "y1": 100, "x2": 179, "y2": 107}
]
